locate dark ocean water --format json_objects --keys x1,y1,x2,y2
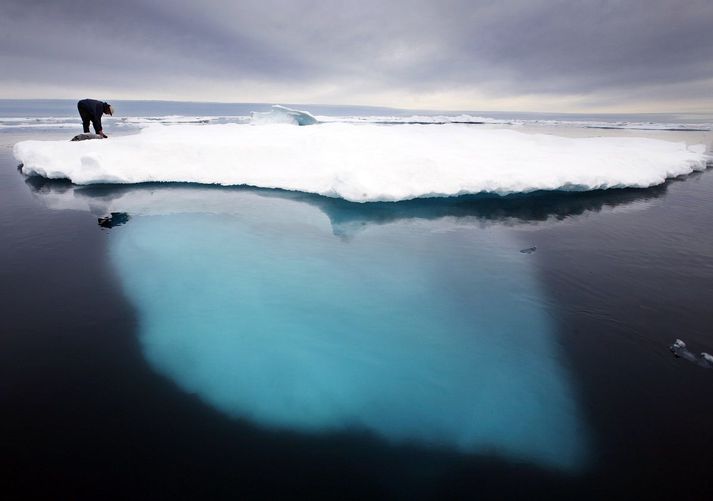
[{"x1": 2, "y1": 111, "x2": 713, "y2": 499}]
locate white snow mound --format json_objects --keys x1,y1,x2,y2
[{"x1": 14, "y1": 122, "x2": 710, "y2": 202}]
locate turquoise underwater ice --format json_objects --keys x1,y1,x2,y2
[{"x1": 108, "y1": 196, "x2": 587, "y2": 471}]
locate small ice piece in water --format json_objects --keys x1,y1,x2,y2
[
  {"x1": 520, "y1": 246, "x2": 537, "y2": 254},
  {"x1": 669, "y1": 339, "x2": 698, "y2": 362},
  {"x1": 671, "y1": 339, "x2": 686, "y2": 351},
  {"x1": 670, "y1": 338, "x2": 686, "y2": 358},
  {"x1": 701, "y1": 353, "x2": 713, "y2": 365}
]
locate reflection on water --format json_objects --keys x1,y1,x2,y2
[{"x1": 23, "y1": 176, "x2": 673, "y2": 233}]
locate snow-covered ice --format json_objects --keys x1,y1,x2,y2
[{"x1": 15, "y1": 121, "x2": 710, "y2": 202}]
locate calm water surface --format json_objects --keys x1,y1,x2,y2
[{"x1": 1, "y1": 123, "x2": 713, "y2": 499}]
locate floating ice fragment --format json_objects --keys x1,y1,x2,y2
[
  {"x1": 670, "y1": 339, "x2": 694, "y2": 360},
  {"x1": 671, "y1": 339, "x2": 687, "y2": 351},
  {"x1": 669, "y1": 340, "x2": 713, "y2": 368}
]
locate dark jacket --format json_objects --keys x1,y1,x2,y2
[{"x1": 77, "y1": 99, "x2": 108, "y2": 134}]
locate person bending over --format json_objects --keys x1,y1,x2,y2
[{"x1": 77, "y1": 98, "x2": 114, "y2": 138}]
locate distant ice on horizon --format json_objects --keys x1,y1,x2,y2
[
  {"x1": 250, "y1": 104, "x2": 319, "y2": 126},
  {"x1": 2, "y1": 113, "x2": 712, "y2": 131}
]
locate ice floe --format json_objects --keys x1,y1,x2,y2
[{"x1": 15, "y1": 121, "x2": 710, "y2": 202}]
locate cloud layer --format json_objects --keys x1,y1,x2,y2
[{"x1": 1, "y1": 0, "x2": 712, "y2": 111}]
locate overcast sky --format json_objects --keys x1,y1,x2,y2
[{"x1": 1, "y1": 0, "x2": 711, "y2": 112}]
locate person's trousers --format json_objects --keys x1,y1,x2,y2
[{"x1": 78, "y1": 103, "x2": 92, "y2": 133}]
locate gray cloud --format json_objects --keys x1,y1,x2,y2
[{"x1": 1, "y1": 0, "x2": 711, "y2": 111}]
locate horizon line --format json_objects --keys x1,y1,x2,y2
[{"x1": 0, "y1": 98, "x2": 711, "y2": 117}]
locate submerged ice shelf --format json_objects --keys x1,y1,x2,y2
[
  {"x1": 14, "y1": 122, "x2": 710, "y2": 202},
  {"x1": 106, "y1": 196, "x2": 588, "y2": 471}
]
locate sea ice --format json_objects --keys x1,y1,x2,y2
[
  {"x1": 14, "y1": 121, "x2": 709, "y2": 202},
  {"x1": 671, "y1": 339, "x2": 687, "y2": 350}
]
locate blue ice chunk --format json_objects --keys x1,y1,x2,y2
[{"x1": 109, "y1": 207, "x2": 587, "y2": 471}]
